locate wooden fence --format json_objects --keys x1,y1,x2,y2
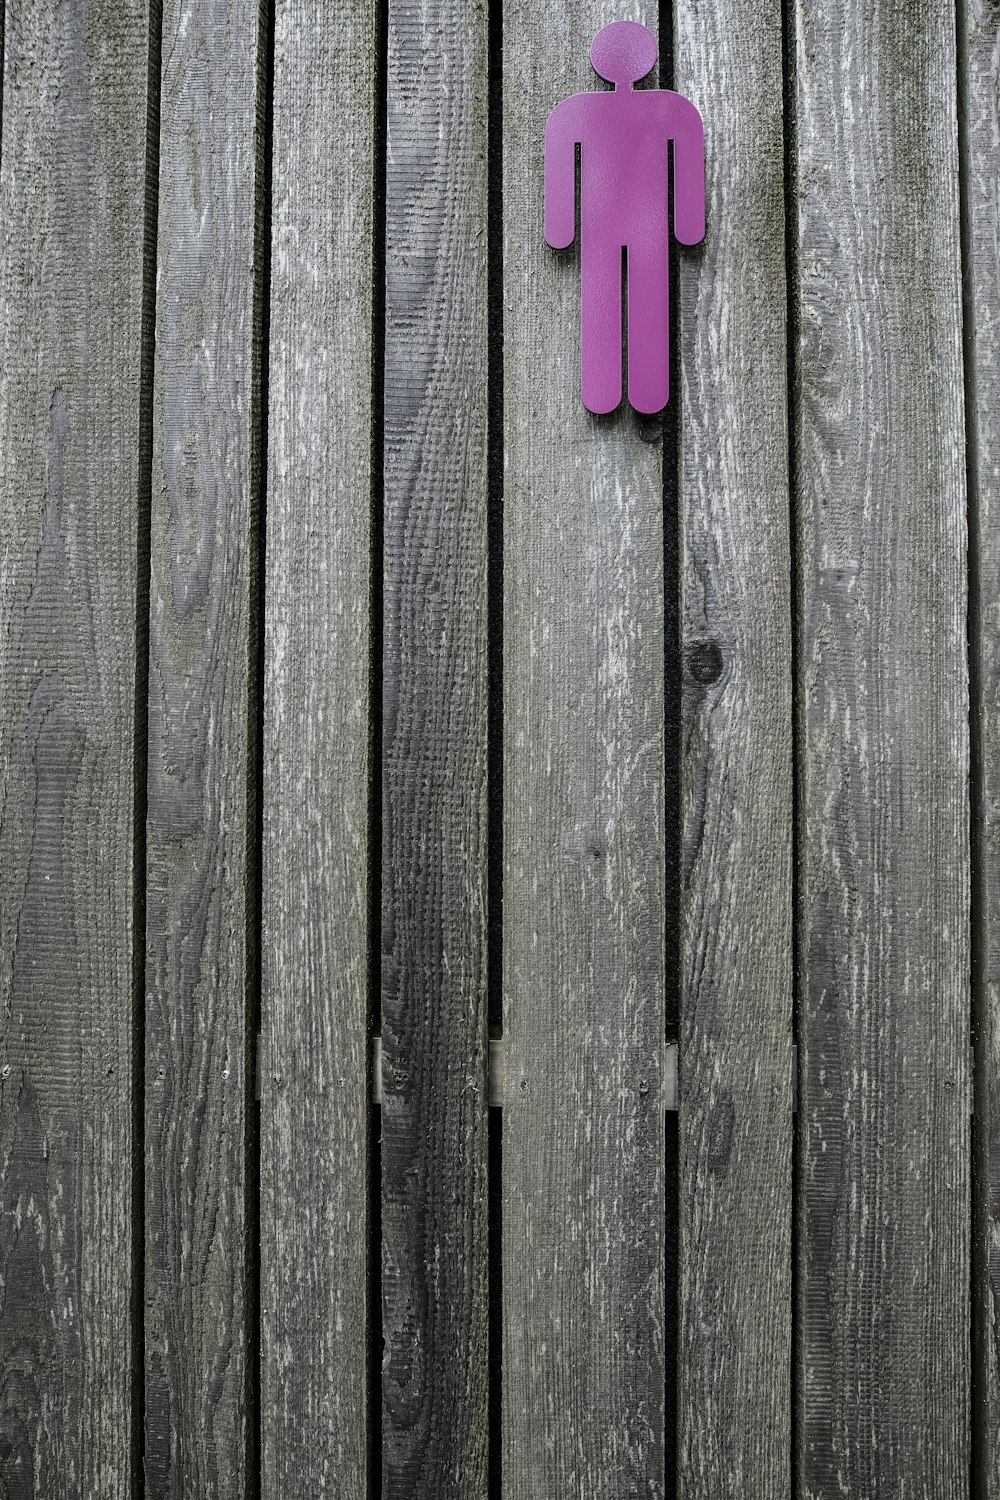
[{"x1": 0, "y1": 0, "x2": 996, "y2": 1495}]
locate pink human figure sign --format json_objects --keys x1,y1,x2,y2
[{"x1": 545, "y1": 20, "x2": 705, "y2": 414}]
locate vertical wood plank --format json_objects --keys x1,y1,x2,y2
[
  {"x1": 259, "y1": 2, "x2": 375, "y2": 1494},
  {"x1": 674, "y1": 0, "x2": 793, "y2": 1492},
  {"x1": 0, "y1": 3, "x2": 5, "y2": 161},
  {"x1": 794, "y1": 0, "x2": 970, "y2": 1492},
  {"x1": 963, "y1": 2, "x2": 1000, "y2": 1492},
  {"x1": 0, "y1": 0, "x2": 151, "y2": 1490},
  {"x1": 142, "y1": 0, "x2": 263, "y2": 1492},
  {"x1": 502, "y1": 4, "x2": 666, "y2": 1495},
  {"x1": 380, "y1": 0, "x2": 489, "y2": 1494}
]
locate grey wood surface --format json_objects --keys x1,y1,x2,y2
[
  {"x1": 381, "y1": 1, "x2": 490, "y2": 1494},
  {"x1": 0, "y1": 0, "x2": 151, "y2": 1491},
  {"x1": 142, "y1": 0, "x2": 263, "y2": 1492},
  {"x1": 793, "y1": 0, "x2": 971, "y2": 1493},
  {"x1": 963, "y1": 2, "x2": 1000, "y2": 1493},
  {"x1": 502, "y1": 4, "x2": 667, "y2": 1495},
  {"x1": 673, "y1": 0, "x2": 794, "y2": 1493},
  {"x1": 259, "y1": 2, "x2": 375, "y2": 1494}
]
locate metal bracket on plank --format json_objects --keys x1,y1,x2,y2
[
  {"x1": 664, "y1": 1041, "x2": 678, "y2": 1112},
  {"x1": 270, "y1": 1035, "x2": 973, "y2": 1118},
  {"x1": 370, "y1": 1036, "x2": 798, "y2": 1112},
  {"x1": 372, "y1": 1033, "x2": 382, "y2": 1105}
]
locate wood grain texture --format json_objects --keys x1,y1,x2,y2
[
  {"x1": 381, "y1": 1, "x2": 489, "y2": 1494},
  {"x1": 673, "y1": 0, "x2": 793, "y2": 1493},
  {"x1": 0, "y1": 4, "x2": 5, "y2": 164},
  {"x1": 259, "y1": 2, "x2": 375, "y2": 1495},
  {"x1": 963, "y1": 2, "x2": 1000, "y2": 1493},
  {"x1": 0, "y1": 0, "x2": 150, "y2": 1492},
  {"x1": 502, "y1": 4, "x2": 666, "y2": 1495},
  {"x1": 793, "y1": 0, "x2": 971, "y2": 1493},
  {"x1": 142, "y1": 0, "x2": 263, "y2": 1492}
]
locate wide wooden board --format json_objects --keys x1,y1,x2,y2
[
  {"x1": 380, "y1": 0, "x2": 490, "y2": 1494},
  {"x1": 259, "y1": 3, "x2": 376, "y2": 1494},
  {"x1": 793, "y1": 0, "x2": 971, "y2": 1491},
  {"x1": 674, "y1": 0, "x2": 794, "y2": 1492},
  {"x1": 502, "y1": 4, "x2": 667, "y2": 1494},
  {"x1": 0, "y1": 0, "x2": 151, "y2": 1490},
  {"x1": 142, "y1": 0, "x2": 264, "y2": 1491}
]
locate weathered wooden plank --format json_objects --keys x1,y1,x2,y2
[
  {"x1": 963, "y1": 2, "x2": 1000, "y2": 1492},
  {"x1": 0, "y1": 0, "x2": 151, "y2": 1491},
  {"x1": 793, "y1": 0, "x2": 970, "y2": 1492},
  {"x1": 142, "y1": 0, "x2": 263, "y2": 1492},
  {"x1": 674, "y1": 0, "x2": 793, "y2": 1492},
  {"x1": 0, "y1": 6, "x2": 6, "y2": 161},
  {"x1": 502, "y1": 4, "x2": 666, "y2": 1495},
  {"x1": 380, "y1": 0, "x2": 489, "y2": 1494},
  {"x1": 258, "y1": 3, "x2": 376, "y2": 1495}
]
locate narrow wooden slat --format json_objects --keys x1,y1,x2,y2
[
  {"x1": 259, "y1": 3, "x2": 375, "y2": 1493},
  {"x1": 0, "y1": 5, "x2": 5, "y2": 160},
  {"x1": 794, "y1": 0, "x2": 970, "y2": 1491},
  {"x1": 142, "y1": 0, "x2": 263, "y2": 1491},
  {"x1": 380, "y1": 0, "x2": 489, "y2": 1493},
  {"x1": 963, "y1": 1, "x2": 1000, "y2": 1491},
  {"x1": 502, "y1": 4, "x2": 666, "y2": 1494},
  {"x1": 674, "y1": 0, "x2": 793, "y2": 1492},
  {"x1": 0, "y1": 0, "x2": 151, "y2": 1488}
]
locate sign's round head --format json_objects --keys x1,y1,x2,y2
[{"x1": 590, "y1": 20, "x2": 657, "y2": 88}]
